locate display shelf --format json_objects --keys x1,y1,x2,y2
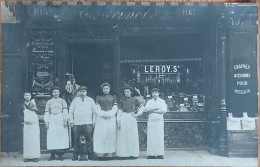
[
  {"x1": 120, "y1": 58, "x2": 202, "y2": 63},
  {"x1": 137, "y1": 111, "x2": 207, "y2": 121}
]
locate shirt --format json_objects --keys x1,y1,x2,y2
[
  {"x1": 69, "y1": 96, "x2": 95, "y2": 125},
  {"x1": 45, "y1": 98, "x2": 67, "y2": 114},
  {"x1": 118, "y1": 97, "x2": 141, "y2": 113},
  {"x1": 96, "y1": 94, "x2": 117, "y2": 111},
  {"x1": 145, "y1": 98, "x2": 167, "y2": 121}
]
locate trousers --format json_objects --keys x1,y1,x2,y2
[{"x1": 73, "y1": 124, "x2": 95, "y2": 157}]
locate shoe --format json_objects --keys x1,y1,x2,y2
[
  {"x1": 79, "y1": 155, "x2": 87, "y2": 161},
  {"x1": 130, "y1": 156, "x2": 138, "y2": 159},
  {"x1": 33, "y1": 158, "x2": 39, "y2": 162},
  {"x1": 88, "y1": 155, "x2": 96, "y2": 160},
  {"x1": 72, "y1": 155, "x2": 78, "y2": 161},
  {"x1": 23, "y1": 159, "x2": 29, "y2": 162},
  {"x1": 59, "y1": 155, "x2": 64, "y2": 161},
  {"x1": 147, "y1": 156, "x2": 157, "y2": 159},
  {"x1": 157, "y1": 155, "x2": 164, "y2": 159},
  {"x1": 48, "y1": 155, "x2": 55, "y2": 161}
]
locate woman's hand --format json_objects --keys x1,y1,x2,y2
[
  {"x1": 69, "y1": 123, "x2": 74, "y2": 127},
  {"x1": 63, "y1": 120, "x2": 68, "y2": 128},
  {"x1": 46, "y1": 123, "x2": 49, "y2": 129}
]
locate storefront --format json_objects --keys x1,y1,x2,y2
[{"x1": 1, "y1": 2, "x2": 258, "y2": 157}]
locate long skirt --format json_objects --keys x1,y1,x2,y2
[
  {"x1": 47, "y1": 113, "x2": 69, "y2": 150},
  {"x1": 147, "y1": 120, "x2": 164, "y2": 156},
  {"x1": 116, "y1": 112, "x2": 139, "y2": 157},
  {"x1": 23, "y1": 123, "x2": 40, "y2": 159},
  {"x1": 93, "y1": 115, "x2": 116, "y2": 157}
]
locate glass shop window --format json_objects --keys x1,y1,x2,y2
[{"x1": 120, "y1": 61, "x2": 205, "y2": 113}]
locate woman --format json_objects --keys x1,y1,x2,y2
[
  {"x1": 21, "y1": 92, "x2": 40, "y2": 162},
  {"x1": 116, "y1": 86, "x2": 144, "y2": 159},
  {"x1": 44, "y1": 87, "x2": 69, "y2": 161},
  {"x1": 144, "y1": 88, "x2": 167, "y2": 159},
  {"x1": 93, "y1": 82, "x2": 118, "y2": 160}
]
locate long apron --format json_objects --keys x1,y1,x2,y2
[
  {"x1": 47, "y1": 113, "x2": 69, "y2": 150},
  {"x1": 147, "y1": 113, "x2": 164, "y2": 156},
  {"x1": 93, "y1": 115, "x2": 116, "y2": 155},
  {"x1": 116, "y1": 112, "x2": 139, "y2": 157},
  {"x1": 23, "y1": 110, "x2": 40, "y2": 159}
]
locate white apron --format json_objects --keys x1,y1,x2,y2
[
  {"x1": 93, "y1": 115, "x2": 116, "y2": 154},
  {"x1": 116, "y1": 112, "x2": 139, "y2": 157},
  {"x1": 23, "y1": 109, "x2": 40, "y2": 159},
  {"x1": 47, "y1": 113, "x2": 69, "y2": 150},
  {"x1": 147, "y1": 113, "x2": 164, "y2": 156}
]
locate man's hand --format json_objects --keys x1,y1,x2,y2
[
  {"x1": 117, "y1": 121, "x2": 121, "y2": 130},
  {"x1": 69, "y1": 123, "x2": 74, "y2": 127},
  {"x1": 24, "y1": 121, "x2": 32, "y2": 125},
  {"x1": 63, "y1": 121, "x2": 68, "y2": 128},
  {"x1": 46, "y1": 123, "x2": 49, "y2": 129}
]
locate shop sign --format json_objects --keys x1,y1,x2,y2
[
  {"x1": 233, "y1": 63, "x2": 251, "y2": 95},
  {"x1": 141, "y1": 65, "x2": 181, "y2": 74}
]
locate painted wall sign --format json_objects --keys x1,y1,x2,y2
[
  {"x1": 31, "y1": 30, "x2": 56, "y2": 94},
  {"x1": 233, "y1": 63, "x2": 251, "y2": 95}
]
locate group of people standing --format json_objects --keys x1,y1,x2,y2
[{"x1": 21, "y1": 82, "x2": 167, "y2": 162}]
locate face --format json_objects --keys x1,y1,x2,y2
[
  {"x1": 52, "y1": 89, "x2": 60, "y2": 98},
  {"x1": 102, "y1": 86, "x2": 110, "y2": 95},
  {"x1": 124, "y1": 89, "x2": 132, "y2": 98},
  {"x1": 24, "y1": 93, "x2": 31, "y2": 101},
  {"x1": 79, "y1": 90, "x2": 87, "y2": 97},
  {"x1": 152, "y1": 91, "x2": 159, "y2": 99}
]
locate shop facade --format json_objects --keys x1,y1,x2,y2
[{"x1": 1, "y1": 2, "x2": 258, "y2": 157}]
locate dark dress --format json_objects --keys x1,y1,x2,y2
[
  {"x1": 93, "y1": 94, "x2": 118, "y2": 157},
  {"x1": 116, "y1": 97, "x2": 142, "y2": 157}
]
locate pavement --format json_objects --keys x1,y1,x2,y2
[{"x1": 0, "y1": 150, "x2": 258, "y2": 167}]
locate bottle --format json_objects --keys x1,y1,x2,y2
[{"x1": 137, "y1": 66, "x2": 141, "y2": 83}]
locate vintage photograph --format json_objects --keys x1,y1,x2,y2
[{"x1": 1, "y1": 1, "x2": 259, "y2": 166}]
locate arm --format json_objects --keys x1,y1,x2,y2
[
  {"x1": 62, "y1": 99, "x2": 69, "y2": 122},
  {"x1": 151, "y1": 99, "x2": 167, "y2": 114},
  {"x1": 29, "y1": 99, "x2": 38, "y2": 112},
  {"x1": 143, "y1": 101, "x2": 157, "y2": 113},
  {"x1": 44, "y1": 100, "x2": 51, "y2": 128},
  {"x1": 106, "y1": 105, "x2": 118, "y2": 117},
  {"x1": 91, "y1": 100, "x2": 97, "y2": 125},
  {"x1": 136, "y1": 105, "x2": 145, "y2": 116},
  {"x1": 69, "y1": 99, "x2": 75, "y2": 125}
]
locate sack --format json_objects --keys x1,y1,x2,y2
[
  {"x1": 227, "y1": 117, "x2": 241, "y2": 130},
  {"x1": 241, "y1": 117, "x2": 256, "y2": 130},
  {"x1": 24, "y1": 109, "x2": 38, "y2": 124}
]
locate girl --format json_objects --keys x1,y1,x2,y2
[
  {"x1": 44, "y1": 87, "x2": 69, "y2": 161},
  {"x1": 116, "y1": 86, "x2": 144, "y2": 159},
  {"x1": 21, "y1": 92, "x2": 40, "y2": 162},
  {"x1": 93, "y1": 82, "x2": 118, "y2": 160}
]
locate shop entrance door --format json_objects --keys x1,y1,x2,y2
[{"x1": 67, "y1": 41, "x2": 116, "y2": 99}]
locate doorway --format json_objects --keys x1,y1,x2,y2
[{"x1": 66, "y1": 41, "x2": 116, "y2": 99}]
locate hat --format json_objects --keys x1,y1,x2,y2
[
  {"x1": 78, "y1": 86, "x2": 87, "y2": 91},
  {"x1": 101, "y1": 82, "x2": 111, "y2": 89},
  {"x1": 151, "y1": 88, "x2": 160, "y2": 93}
]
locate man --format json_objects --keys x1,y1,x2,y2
[
  {"x1": 69, "y1": 86, "x2": 96, "y2": 160},
  {"x1": 144, "y1": 88, "x2": 167, "y2": 159}
]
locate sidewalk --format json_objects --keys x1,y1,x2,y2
[{"x1": 1, "y1": 150, "x2": 258, "y2": 167}]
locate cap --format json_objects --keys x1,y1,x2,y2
[
  {"x1": 78, "y1": 86, "x2": 87, "y2": 91},
  {"x1": 151, "y1": 88, "x2": 160, "y2": 93}
]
